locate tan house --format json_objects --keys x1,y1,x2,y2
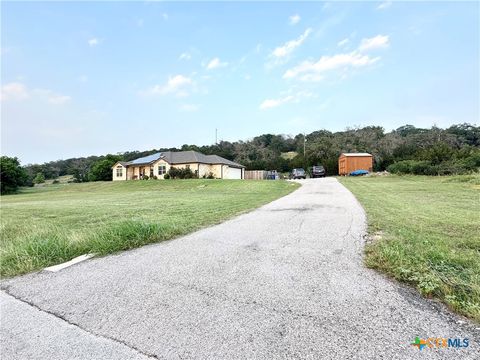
[{"x1": 112, "y1": 150, "x2": 245, "y2": 180}]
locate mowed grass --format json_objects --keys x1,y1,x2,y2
[
  {"x1": 339, "y1": 175, "x2": 480, "y2": 321},
  {"x1": 0, "y1": 180, "x2": 299, "y2": 277}
]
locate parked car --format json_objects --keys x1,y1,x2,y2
[
  {"x1": 290, "y1": 168, "x2": 306, "y2": 179},
  {"x1": 311, "y1": 165, "x2": 326, "y2": 178}
]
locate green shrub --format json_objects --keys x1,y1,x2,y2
[
  {"x1": 202, "y1": 172, "x2": 215, "y2": 179},
  {"x1": 142, "y1": 175, "x2": 149, "y2": 180},
  {"x1": 33, "y1": 172, "x2": 46, "y2": 184},
  {"x1": 168, "y1": 167, "x2": 196, "y2": 179},
  {"x1": 387, "y1": 160, "x2": 415, "y2": 174},
  {"x1": 0, "y1": 156, "x2": 28, "y2": 194},
  {"x1": 163, "y1": 173, "x2": 170, "y2": 179},
  {"x1": 462, "y1": 152, "x2": 480, "y2": 171},
  {"x1": 52, "y1": 179, "x2": 60, "y2": 184},
  {"x1": 410, "y1": 161, "x2": 437, "y2": 175},
  {"x1": 387, "y1": 159, "x2": 476, "y2": 176}
]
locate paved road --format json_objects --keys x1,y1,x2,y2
[{"x1": 1, "y1": 179, "x2": 478, "y2": 359}]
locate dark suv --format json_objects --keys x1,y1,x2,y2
[
  {"x1": 290, "y1": 168, "x2": 306, "y2": 179},
  {"x1": 311, "y1": 165, "x2": 326, "y2": 178}
]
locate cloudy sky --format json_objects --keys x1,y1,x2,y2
[{"x1": 1, "y1": 1, "x2": 478, "y2": 164}]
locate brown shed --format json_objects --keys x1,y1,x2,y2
[{"x1": 338, "y1": 153, "x2": 373, "y2": 175}]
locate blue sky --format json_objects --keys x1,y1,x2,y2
[{"x1": 1, "y1": 1, "x2": 479, "y2": 164}]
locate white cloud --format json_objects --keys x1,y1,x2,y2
[
  {"x1": 283, "y1": 52, "x2": 379, "y2": 81},
  {"x1": 179, "y1": 104, "x2": 199, "y2": 112},
  {"x1": 358, "y1": 35, "x2": 389, "y2": 52},
  {"x1": 47, "y1": 94, "x2": 71, "y2": 105},
  {"x1": 88, "y1": 38, "x2": 99, "y2": 47},
  {"x1": 289, "y1": 14, "x2": 301, "y2": 25},
  {"x1": 141, "y1": 75, "x2": 193, "y2": 97},
  {"x1": 259, "y1": 90, "x2": 314, "y2": 110},
  {"x1": 206, "y1": 57, "x2": 228, "y2": 70},
  {"x1": 0, "y1": 82, "x2": 29, "y2": 101},
  {"x1": 272, "y1": 28, "x2": 312, "y2": 58},
  {"x1": 161, "y1": 13, "x2": 168, "y2": 20},
  {"x1": 179, "y1": 53, "x2": 191, "y2": 61},
  {"x1": 337, "y1": 38, "x2": 349, "y2": 47},
  {"x1": 1, "y1": 82, "x2": 71, "y2": 104},
  {"x1": 376, "y1": 1, "x2": 392, "y2": 10},
  {"x1": 260, "y1": 95, "x2": 294, "y2": 110}
]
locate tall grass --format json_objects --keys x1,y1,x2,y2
[{"x1": 340, "y1": 175, "x2": 480, "y2": 322}]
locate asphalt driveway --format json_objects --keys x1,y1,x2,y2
[{"x1": 1, "y1": 178, "x2": 478, "y2": 359}]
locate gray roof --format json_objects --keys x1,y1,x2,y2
[{"x1": 123, "y1": 151, "x2": 244, "y2": 168}]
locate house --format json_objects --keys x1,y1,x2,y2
[
  {"x1": 338, "y1": 153, "x2": 373, "y2": 175},
  {"x1": 112, "y1": 150, "x2": 245, "y2": 180}
]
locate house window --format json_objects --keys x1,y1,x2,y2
[
  {"x1": 158, "y1": 164, "x2": 166, "y2": 175},
  {"x1": 116, "y1": 166, "x2": 123, "y2": 177}
]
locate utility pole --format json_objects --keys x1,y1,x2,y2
[
  {"x1": 304, "y1": 133, "x2": 307, "y2": 157},
  {"x1": 304, "y1": 133, "x2": 307, "y2": 171}
]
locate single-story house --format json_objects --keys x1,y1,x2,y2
[
  {"x1": 112, "y1": 150, "x2": 245, "y2": 180},
  {"x1": 338, "y1": 152, "x2": 373, "y2": 175}
]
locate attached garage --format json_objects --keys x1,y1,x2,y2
[
  {"x1": 338, "y1": 153, "x2": 373, "y2": 175},
  {"x1": 223, "y1": 166, "x2": 243, "y2": 179}
]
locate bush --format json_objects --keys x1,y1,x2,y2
[
  {"x1": 462, "y1": 152, "x2": 480, "y2": 171},
  {"x1": 33, "y1": 172, "x2": 46, "y2": 184},
  {"x1": 202, "y1": 172, "x2": 216, "y2": 179},
  {"x1": 410, "y1": 161, "x2": 437, "y2": 175},
  {"x1": 152, "y1": 175, "x2": 158, "y2": 180},
  {"x1": 387, "y1": 160, "x2": 416, "y2": 174},
  {"x1": 52, "y1": 179, "x2": 60, "y2": 184},
  {"x1": 0, "y1": 156, "x2": 28, "y2": 194},
  {"x1": 387, "y1": 157, "x2": 477, "y2": 176},
  {"x1": 142, "y1": 175, "x2": 149, "y2": 180},
  {"x1": 168, "y1": 167, "x2": 196, "y2": 179},
  {"x1": 163, "y1": 173, "x2": 170, "y2": 179}
]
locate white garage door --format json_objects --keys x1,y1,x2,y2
[{"x1": 224, "y1": 166, "x2": 242, "y2": 179}]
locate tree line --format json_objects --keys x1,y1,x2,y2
[{"x1": 1, "y1": 123, "x2": 479, "y2": 194}]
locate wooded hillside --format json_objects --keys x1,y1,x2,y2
[{"x1": 20, "y1": 123, "x2": 480, "y2": 182}]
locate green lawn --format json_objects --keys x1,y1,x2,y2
[
  {"x1": 339, "y1": 175, "x2": 480, "y2": 322},
  {"x1": 0, "y1": 179, "x2": 299, "y2": 277}
]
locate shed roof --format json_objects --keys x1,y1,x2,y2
[{"x1": 340, "y1": 153, "x2": 372, "y2": 157}]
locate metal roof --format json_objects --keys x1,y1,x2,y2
[
  {"x1": 122, "y1": 150, "x2": 245, "y2": 168},
  {"x1": 341, "y1": 153, "x2": 372, "y2": 157}
]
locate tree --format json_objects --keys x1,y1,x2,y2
[
  {"x1": 0, "y1": 156, "x2": 28, "y2": 194},
  {"x1": 88, "y1": 155, "x2": 121, "y2": 181},
  {"x1": 33, "y1": 172, "x2": 45, "y2": 184}
]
